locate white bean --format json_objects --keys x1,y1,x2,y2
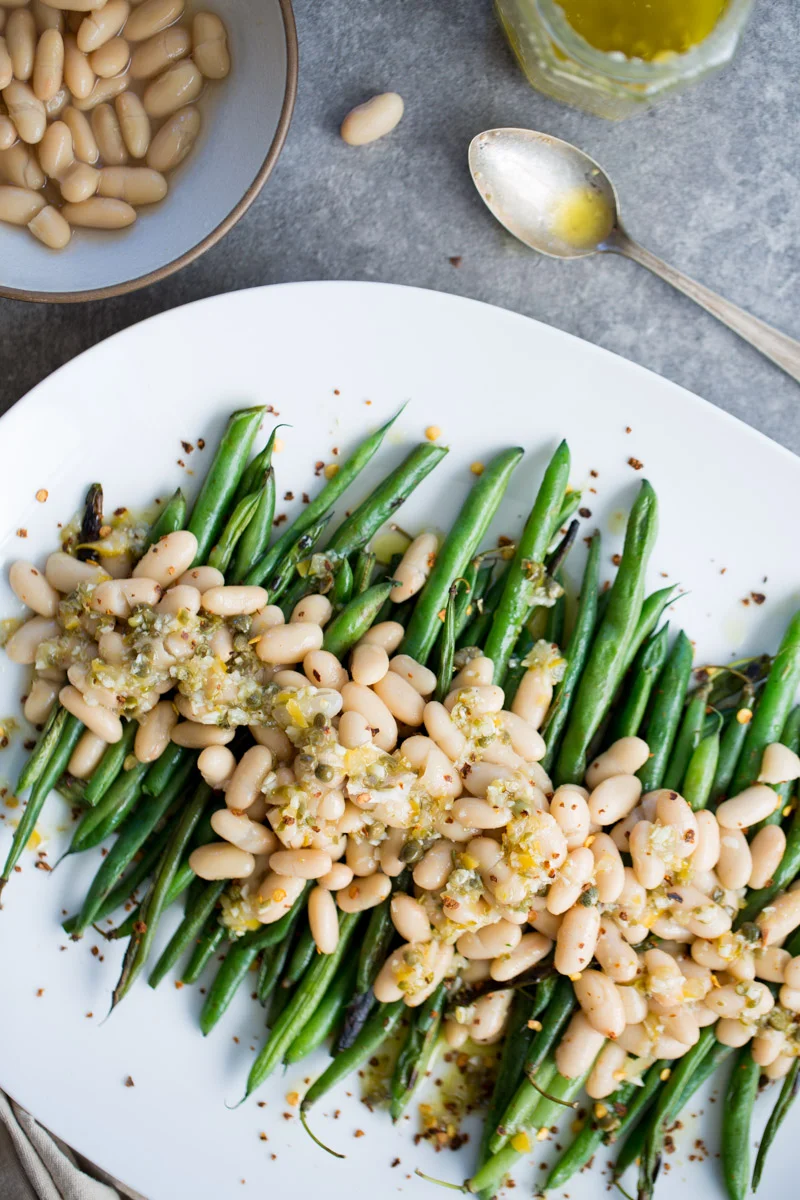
[
  {"x1": 197, "y1": 743, "x2": 235, "y2": 789},
  {"x1": 466, "y1": 985, "x2": 512, "y2": 1042},
  {"x1": 595, "y1": 918, "x2": 640, "y2": 983},
  {"x1": 171, "y1": 721, "x2": 233, "y2": 749},
  {"x1": 225, "y1": 745, "x2": 272, "y2": 812},
  {"x1": 336, "y1": 709, "x2": 371, "y2": 750},
  {"x1": 586, "y1": 737, "x2": 650, "y2": 789},
  {"x1": 2, "y1": 80, "x2": 46, "y2": 143},
  {"x1": 755, "y1": 946, "x2": 790, "y2": 983},
  {"x1": 201, "y1": 585, "x2": 268, "y2": 617},
  {"x1": 629, "y1": 820, "x2": 666, "y2": 890},
  {"x1": 345, "y1": 837, "x2": 377, "y2": 877},
  {"x1": 590, "y1": 833, "x2": 625, "y2": 903},
  {"x1": 319, "y1": 862, "x2": 353, "y2": 890},
  {"x1": 444, "y1": 1019, "x2": 469, "y2": 1049},
  {"x1": 589, "y1": 774, "x2": 642, "y2": 826},
  {"x1": 63, "y1": 34, "x2": 95, "y2": 100},
  {"x1": 249, "y1": 725, "x2": 291, "y2": 761},
  {"x1": 257, "y1": 621, "x2": 324, "y2": 666},
  {"x1": 445, "y1": 683, "x2": 504, "y2": 715},
  {"x1": 341, "y1": 681, "x2": 397, "y2": 751},
  {"x1": 386, "y1": 656, "x2": 435, "y2": 700},
  {"x1": 112, "y1": 92, "x2": 151, "y2": 160},
  {"x1": 270, "y1": 847, "x2": 332, "y2": 879},
  {"x1": 6, "y1": 615, "x2": 58, "y2": 663},
  {"x1": 759, "y1": 741, "x2": 800, "y2": 785},
  {"x1": 643, "y1": 947, "x2": 685, "y2": 1008},
  {"x1": 337, "y1": 871, "x2": 392, "y2": 912},
  {"x1": 692, "y1": 809, "x2": 721, "y2": 872},
  {"x1": 574, "y1": 969, "x2": 625, "y2": 1039},
  {"x1": 617, "y1": 984, "x2": 648, "y2": 1025},
  {"x1": 391, "y1": 893, "x2": 432, "y2": 942},
  {"x1": 189, "y1": 841, "x2": 254, "y2": 880},
  {"x1": 556, "y1": 1010, "x2": 606, "y2": 1079},
  {"x1": 758, "y1": 889, "x2": 800, "y2": 946},
  {"x1": 33, "y1": 27, "x2": 64, "y2": 101},
  {"x1": 9, "y1": 560, "x2": 60, "y2": 617},
  {"x1": 664, "y1": 884, "x2": 731, "y2": 939},
  {"x1": 130, "y1": 23, "x2": 190, "y2": 78},
  {"x1": 133, "y1": 698, "x2": 176, "y2": 762},
  {"x1": 303, "y1": 649, "x2": 347, "y2": 690},
  {"x1": 490, "y1": 931, "x2": 552, "y2": 981},
  {"x1": 371, "y1": 669, "x2": 427, "y2": 726},
  {"x1": 156, "y1": 584, "x2": 200, "y2": 616},
  {"x1": 67, "y1": 729, "x2": 107, "y2": 778},
  {"x1": 191, "y1": 10, "x2": 229, "y2": 78},
  {"x1": 7, "y1": 10, "x2": 36, "y2": 82},
  {"x1": 341, "y1": 92, "x2": 404, "y2": 146},
  {"x1": 61, "y1": 105, "x2": 98, "y2": 162},
  {"x1": 125, "y1": 0, "x2": 185, "y2": 40},
  {"x1": 350, "y1": 642, "x2": 388, "y2": 686},
  {"x1": 555, "y1": 903, "x2": 601, "y2": 976},
  {"x1": 653, "y1": 789, "x2": 698, "y2": 854},
  {"x1": 784, "y1": 956, "x2": 800, "y2": 989},
  {"x1": 587, "y1": 1040, "x2": 629, "y2": 1100},
  {"x1": 211, "y1": 808, "x2": 276, "y2": 855},
  {"x1": 550, "y1": 785, "x2": 591, "y2": 850},
  {"x1": 358, "y1": 620, "x2": 404, "y2": 653},
  {"x1": 77, "y1": 0, "x2": 128, "y2": 52},
  {"x1": 290, "y1": 593, "x2": 332, "y2": 626},
  {"x1": 390, "y1": 532, "x2": 437, "y2": 603},
  {"x1": 548, "y1": 846, "x2": 594, "y2": 915},
  {"x1": 413, "y1": 838, "x2": 455, "y2": 891},
  {"x1": 751, "y1": 1028, "x2": 784, "y2": 1067},
  {"x1": 59, "y1": 684, "x2": 122, "y2": 742},
  {"x1": 511, "y1": 665, "x2": 552, "y2": 730},
  {"x1": 456, "y1": 920, "x2": 521, "y2": 960},
  {"x1": 255, "y1": 871, "x2": 305, "y2": 922},
  {"x1": 143, "y1": 58, "x2": 201, "y2": 118},
  {"x1": 450, "y1": 656, "x2": 493, "y2": 690},
  {"x1": 497, "y1": 709, "x2": 545, "y2": 763},
  {"x1": 749, "y1": 824, "x2": 786, "y2": 890},
  {"x1": 23, "y1": 677, "x2": 59, "y2": 724},
  {"x1": 716, "y1": 828, "x2": 752, "y2": 890},
  {"x1": 308, "y1": 885, "x2": 339, "y2": 953},
  {"x1": 134, "y1": 530, "x2": 198, "y2": 588},
  {"x1": 423, "y1": 699, "x2": 466, "y2": 760},
  {"x1": 716, "y1": 784, "x2": 779, "y2": 830},
  {"x1": 144, "y1": 100, "x2": 198, "y2": 169}
]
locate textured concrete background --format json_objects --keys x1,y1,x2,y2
[{"x1": 1, "y1": 1, "x2": 798, "y2": 448}]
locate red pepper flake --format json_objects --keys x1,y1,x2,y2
[
  {"x1": 751, "y1": 592, "x2": 766, "y2": 605},
  {"x1": 91, "y1": 945, "x2": 99, "y2": 957},
  {"x1": 36, "y1": 988, "x2": 44, "y2": 997},
  {"x1": 114, "y1": 507, "x2": 127, "y2": 517},
  {"x1": 266, "y1": 405, "x2": 280, "y2": 415},
  {"x1": 391, "y1": 1158, "x2": 401, "y2": 1167},
  {"x1": 627, "y1": 456, "x2": 643, "y2": 470},
  {"x1": 86, "y1": 1012, "x2": 93, "y2": 1019},
  {"x1": 333, "y1": 389, "x2": 340, "y2": 396},
  {"x1": 259, "y1": 1132, "x2": 268, "y2": 1141},
  {"x1": 34, "y1": 860, "x2": 52, "y2": 871},
  {"x1": 282, "y1": 1112, "x2": 292, "y2": 1121},
  {"x1": 16, "y1": 528, "x2": 27, "y2": 538},
  {"x1": 365, "y1": 399, "x2": 372, "y2": 406},
  {"x1": 497, "y1": 534, "x2": 513, "y2": 547},
  {"x1": 611, "y1": 553, "x2": 621, "y2": 566},
  {"x1": 314, "y1": 461, "x2": 324, "y2": 477},
  {"x1": 181, "y1": 441, "x2": 194, "y2": 454},
  {"x1": 284, "y1": 491, "x2": 294, "y2": 501},
  {"x1": 197, "y1": 438, "x2": 206, "y2": 450},
  {"x1": 590, "y1": 468, "x2": 598, "y2": 477},
  {"x1": 134, "y1": 920, "x2": 147, "y2": 934},
  {"x1": 579, "y1": 507, "x2": 591, "y2": 518},
  {"x1": 233, "y1": 1036, "x2": 240, "y2": 1044},
  {"x1": 177, "y1": 458, "x2": 185, "y2": 468},
  {"x1": 354, "y1": 1129, "x2": 365, "y2": 1138},
  {"x1": 742, "y1": 597, "x2": 750, "y2": 606},
  {"x1": 625, "y1": 426, "x2": 632, "y2": 433},
  {"x1": 302, "y1": 492, "x2": 310, "y2": 504},
  {"x1": 270, "y1": 1154, "x2": 277, "y2": 1161},
  {"x1": 257, "y1": 1101, "x2": 266, "y2": 1108},
  {"x1": 35, "y1": 488, "x2": 48, "y2": 503},
  {"x1": 274, "y1": 514, "x2": 287, "y2": 526},
  {"x1": 720, "y1": 567, "x2": 727, "y2": 574},
  {"x1": 449, "y1": 255, "x2": 463, "y2": 267},
  {"x1": 332, "y1": 447, "x2": 339, "y2": 456},
  {"x1": 175, "y1": 980, "x2": 184, "y2": 989},
  {"x1": 125, "y1": 1076, "x2": 134, "y2": 1087}
]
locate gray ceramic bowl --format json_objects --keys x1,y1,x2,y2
[{"x1": 0, "y1": 0, "x2": 297, "y2": 303}]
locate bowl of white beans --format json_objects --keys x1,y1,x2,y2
[{"x1": 0, "y1": 0, "x2": 297, "y2": 300}]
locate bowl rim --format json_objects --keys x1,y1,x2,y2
[{"x1": 0, "y1": 0, "x2": 299, "y2": 306}]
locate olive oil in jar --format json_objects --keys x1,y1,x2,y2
[{"x1": 558, "y1": 0, "x2": 728, "y2": 60}]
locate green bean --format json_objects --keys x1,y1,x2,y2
[
  {"x1": 244, "y1": 911, "x2": 361, "y2": 1099},
  {"x1": 682, "y1": 723, "x2": 721, "y2": 810},
  {"x1": 352, "y1": 549, "x2": 376, "y2": 596},
  {"x1": 258, "y1": 903, "x2": 305, "y2": 1005},
  {"x1": 638, "y1": 1027, "x2": 716, "y2": 1197},
  {"x1": 402, "y1": 448, "x2": 524, "y2": 665},
  {"x1": 540, "y1": 532, "x2": 601, "y2": 773},
  {"x1": 229, "y1": 470, "x2": 276, "y2": 584},
  {"x1": 64, "y1": 824, "x2": 172, "y2": 936},
  {"x1": 470, "y1": 1064, "x2": 592, "y2": 1195},
  {"x1": 545, "y1": 518, "x2": 578, "y2": 583},
  {"x1": 548, "y1": 488, "x2": 582, "y2": 547},
  {"x1": 149, "y1": 879, "x2": 226, "y2": 989},
  {"x1": 233, "y1": 423, "x2": 288, "y2": 507},
  {"x1": 142, "y1": 487, "x2": 187, "y2": 551},
  {"x1": 110, "y1": 781, "x2": 212, "y2": 1009},
  {"x1": 484, "y1": 441, "x2": 571, "y2": 683},
  {"x1": 546, "y1": 1078, "x2": 638, "y2": 1190},
  {"x1": 107, "y1": 852, "x2": 197, "y2": 942},
  {"x1": 284, "y1": 920, "x2": 316, "y2": 987},
  {"x1": 15, "y1": 703, "x2": 67, "y2": 795},
  {"x1": 83, "y1": 719, "x2": 137, "y2": 807},
  {"x1": 616, "y1": 583, "x2": 677, "y2": 683},
  {"x1": 609, "y1": 622, "x2": 671, "y2": 741},
  {"x1": 730, "y1": 610, "x2": 800, "y2": 794},
  {"x1": 188, "y1": 405, "x2": 265, "y2": 564},
  {"x1": 435, "y1": 582, "x2": 459, "y2": 702},
  {"x1": 70, "y1": 753, "x2": 195, "y2": 936},
  {"x1": 662, "y1": 682, "x2": 710, "y2": 791},
  {"x1": 325, "y1": 443, "x2": 448, "y2": 560},
  {"x1": 267, "y1": 515, "x2": 332, "y2": 605},
  {"x1": 206, "y1": 489, "x2": 261, "y2": 573},
  {"x1": 457, "y1": 565, "x2": 509, "y2": 652},
  {"x1": 611, "y1": 1061, "x2": 672, "y2": 1179},
  {"x1": 454, "y1": 560, "x2": 494, "y2": 641},
  {"x1": 752, "y1": 703, "x2": 800, "y2": 834},
  {"x1": 545, "y1": 583, "x2": 566, "y2": 646},
  {"x1": 636, "y1": 629, "x2": 694, "y2": 792},
  {"x1": 721, "y1": 1048, "x2": 760, "y2": 1200},
  {"x1": 322, "y1": 581, "x2": 395, "y2": 658},
  {"x1": 244, "y1": 408, "x2": 403, "y2": 587},
  {"x1": 142, "y1": 743, "x2": 193, "y2": 797},
  {"x1": 374, "y1": 553, "x2": 403, "y2": 624},
  {"x1": 69, "y1": 759, "x2": 149, "y2": 854},
  {"x1": 390, "y1": 981, "x2": 446, "y2": 1120},
  {"x1": 752, "y1": 1057, "x2": 800, "y2": 1191},
  {"x1": 555, "y1": 479, "x2": 658, "y2": 785},
  {"x1": 182, "y1": 921, "x2": 225, "y2": 985},
  {"x1": 710, "y1": 682, "x2": 755, "y2": 804},
  {"x1": 330, "y1": 556, "x2": 354, "y2": 610},
  {"x1": 285, "y1": 956, "x2": 359, "y2": 1064},
  {"x1": 301, "y1": 998, "x2": 406, "y2": 1123},
  {"x1": 0, "y1": 712, "x2": 83, "y2": 900}
]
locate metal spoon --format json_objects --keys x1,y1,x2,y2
[{"x1": 469, "y1": 128, "x2": 800, "y2": 384}]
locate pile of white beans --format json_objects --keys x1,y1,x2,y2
[
  {"x1": 0, "y1": 0, "x2": 229, "y2": 249},
  {"x1": 7, "y1": 523, "x2": 800, "y2": 1099}
]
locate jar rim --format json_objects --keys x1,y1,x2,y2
[{"x1": 535, "y1": 0, "x2": 754, "y2": 82}]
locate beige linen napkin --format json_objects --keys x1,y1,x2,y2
[{"x1": 0, "y1": 1092, "x2": 145, "y2": 1200}]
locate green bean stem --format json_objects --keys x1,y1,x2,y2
[{"x1": 188, "y1": 405, "x2": 266, "y2": 564}]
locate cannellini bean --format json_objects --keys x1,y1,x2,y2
[
  {"x1": 716, "y1": 784, "x2": 779, "y2": 830},
  {"x1": 358, "y1": 621, "x2": 405, "y2": 654},
  {"x1": 758, "y1": 889, "x2": 800, "y2": 945},
  {"x1": 0, "y1": 115, "x2": 16, "y2": 149},
  {"x1": 59, "y1": 684, "x2": 122, "y2": 741},
  {"x1": 308, "y1": 885, "x2": 339, "y2": 953},
  {"x1": 337, "y1": 871, "x2": 392, "y2": 913},
  {"x1": 391, "y1": 893, "x2": 432, "y2": 942},
  {"x1": 0, "y1": 37, "x2": 10, "y2": 91},
  {"x1": 643, "y1": 947, "x2": 685, "y2": 1008},
  {"x1": 451, "y1": 655, "x2": 493, "y2": 690},
  {"x1": 131, "y1": 23, "x2": 190, "y2": 78},
  {"x1": 60, "y1": 157, "x2": 101, "y2": 199},
  {"x1": 270, "y1": 847, "x2": 332, "y2": 879},
  {"x1": 290, "y1": 593, "x2": 332, "y2": 626},
  {"x1": 336, "y1": 709, "x2": 371, "y2": 750},
  {"x1": 390, "y1": 532, "x2": 436, "y2": 603},
  {"x1": 143, "y1": 58, "x2": 201, "y2": 118},
  {"x1": 171, "y1": 566, "x2": 220, "y2": 591},
  {"x1": 318, "y1": 862, "x2": 353, "y2": 890},
  {"x1": 460, "y1": 760, "x2": 515, "y2": 797},
  {"x1": 191, "y1": 10, "x2": 229, "y2": 78},
  {"x1": 556, "y1": 1010, "x2": 606, "y2": 1078},
  {"x1": 590, "y1": 833, "x2": 625, "y2": 903},
  {"x1": 189, "y1": 842, "x2": 254, "y2": 880},
  {"x1": 784, "y1": 956, "x2": 800, "y2": 988},
  {"x1": 112, "y1": 92, "x2": 150, "y2": 159},
  {"x1": 751, "y1": 1028, "x2": 784, "y2": 1067},
  {"x1": 6, "y1": 615, "x2": 58, "y2": 664},
  {"x1": 714, "y1": 1018, "x2": 754, "y2": 1048},
  {"x1": 341, "y1": 91, "x2": 404, "y2": 146},
  {"x1": 212, "y1": 808, "x2": 276, "y2": 855},
  {"x1": 254, "y1": 871, "x2": 304, "y2": 923},
  {"x1": 2, "y1": 139, "x2": 47, "y2": 187},
  {"x1": 548, "y1": 847, "x2": 594, "y2": 915},
  {"x1": 692, "y1": 809, "x2": 721, "y2": 872},
  {"x1": 444, "y1": 1019, "x2": 469, "y2": 1049},
  {"x1": 345, "y1": 837, "x2": 377, "y2": 877},
  {"x1": 23, "y1": 677, "x2": 59, "y2": 724},
  {"x1": 574, "y1": 969, "x2": 625, "y2": 1039},
  {"x1": 615, "y1": 1023, "x2": 652, "y2": 1056},
  {"x1": 550, "y1": 785, "x2": 591, "y2": 850},
  {"x1": 3, "y1": 80, "x2": 46, "y2": 142},
  {"x1": 133, "y1": 699, "x2": 176, "y2": 762},
  {"x1": 617, "y1": 984, "x2": 648, "y2": 1025},
  {"x1": 61, "y1": 105, "x2": 98, "y2": 162},
  {"x1": 497, "y1": 710, "x2": 545, "y2": 762},
  {"x1": 377, "y1": 828, "x2": 405, "y2": 877},
  {"x1": 586, "y1": 737, "x2": 650, "y2": 789},
  {"x1": 664, "y1": 884, "x2": 731, "y2": 939},
  {"x1": 755, "y1": 946, "x2": 790, "y2": 983},
  {"x1": 491, "y1": 931, "x2": 552, "y2": 981},
  {"x1": 595, "y1": 919, "x2": 640, "y2": 983},
  {"x1": 468, "y1": 987, "x2": 513, "y2": 1044},
  {"x1": 413, "y1": 838, "x2": 455, "y2": 890},
  {"x1": 457, "y1": 920, "x2": 521, "y2": 960},
  {"x1": 63, "y1": 34, "x2": 94, "y2": 99},
  {"x1": 197, "y1": 743, "x2": 235, "y2": 790},
  {"x1": 452, "y1": 797, "x2": 507, "y2": 829},
  {"x1": 155, "y1": 584, "x2": 200, "y2": 616},
  {"x1": 37, "y1": 118, "x2": 74, "y2": 178},
  {"x1": 7, "y1": 10, "x2": 36, "y2": 81},
  {"x1": 587, "y1": 1040, "x2": 629, "y2": 1100},
  {"x1": 144, "y1": 100, "x2": 198, "y2": 169},
  {"x1": 759, "y1": 741, "x2": 800, "y2": 785},
  {"x1": 350, "y1": 642, "x2": 388, "y2": 687},
  {"x1": 89, "y1": 33, "x2": 127, "y2": 76},
  {"x1": 249, "y1": 607, "x2": 284, "y2": 637},
  {"x1": 171, "y1": 721, "x2": 233, "y2": 749},
  {"x1": 257, "y1": 621, "x2": 324, "y2": 666},
  {"x1": 389, "y1": 653, "x2": 437, "y2": 696},
  {"x1": 67, "y1": 729, "x2": 107, "y2": 778},
  {"x1": 223, "y1": 745, "x2": 272, "y2": 811},
  {"x1": 555, "y1": 903, "x2": 601, "y2": 976},
  {"x1": 202, "y1": 585, "x2": 268, "y2": 617},
  {"x1": 77, "y1": 0, "x2": 128, "y2": 51},
  {"x1": 341, "y1": 681, "x2": 397, "y2": 751},
  {"x1": 716, "y1": 828, "x2": 752, "y2": 890},
  {"x1": 423, "y1": 700, "x2": 466, "y2": 760},
  {"x1": 249, "y1": 724, "x2": 291, "y2": 761},
  {"x1": 653, "y1": 789, "x2": 698, "y2": 853},
  {"x1": 9, "y1": 561, "x2": 60, "y2": 617},
  {"x1": 302, "y1": 649, "x2": 346, "y2": 690},
  {"x1": 629, "y1": 820, "x2": 666, "y2": 890},
  {"x1": 749, "y1": 824, "x2": 786, "y2": 890},
  {"x1": 779, "y1": 983, "x2": 800, "y2": 1013},
  {"x1": 134, "y1": 530, "x2": 197, "y2": 587},
  {"x1": 609, "y1": 805, "x2": 642, "y2": 853},
  {"x1": 661, "y1": 1008, "x2": 701, "y2": 1047},
  {"x1": 589, "y1": 774, "x2": 642, "y2": 826},
  {"x1": 511, "y1": 665, "x2": 552, "y2": 730},
  {"x1": 33, "y1": 27, "x2": 64, "y2": 101},
  {"x1": 445, "y1": 683, "x2": 504, "y2": 715},
  {"x1": 762, "y1": 1054, "x2": 794, "y2": 1079},
  {"x1": 125, "y1": 0, "x2": 185, "y2": 41}
]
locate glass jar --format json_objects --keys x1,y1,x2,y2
[{"x1": 496, "y1": 0, "x2": 754, "y2": 120}]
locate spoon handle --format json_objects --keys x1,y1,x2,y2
[{"x1": 606, "y1": 229, "x2": 800, "y2": 385}]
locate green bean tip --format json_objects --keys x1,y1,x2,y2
[
  {"x1": 413, "y1": 1168, "x2": 466, "y2": 1192},
  {"x1": 300, "y1": 1108, "x2": 346, "y2": 1159}
]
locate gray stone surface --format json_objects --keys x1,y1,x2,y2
[{"x1": 1, "y1": 1, "x2": 798, "y2": 448}]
